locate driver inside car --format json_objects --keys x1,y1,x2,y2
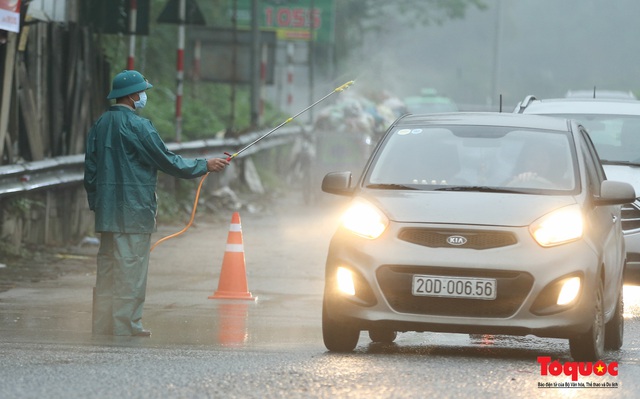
[{"x1": 506, "y1": 143, "x2": 568, "y2": 188}]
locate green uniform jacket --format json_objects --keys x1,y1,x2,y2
[{"x1": 84, "y1": 105, "x2": 208, "y2": 233}]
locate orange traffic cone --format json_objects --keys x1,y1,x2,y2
[{"x1": 209, "y1": 212, "x2": 256, "y2": 300}]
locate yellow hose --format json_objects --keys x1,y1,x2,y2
[{"x1": 150, "y1": 172, "x2": 208, "y2": 252}]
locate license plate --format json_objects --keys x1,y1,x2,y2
[{"x1": 412, "y1": 275, "x2": 497, "y2": 300}]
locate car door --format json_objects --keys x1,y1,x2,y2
[{"x1": 580, "y1": 127, "x2": 624, "y2": 311}]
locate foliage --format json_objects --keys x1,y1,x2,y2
[
  {"x1": 0, "y1": 238, "x2": 30, "y2": 258},
  {"x1": 336, "y1": 0, "x2": 486, "y2": 31},
  {"x1": 97, "y1": 0, "x2": 255, "y2": 142},
  {"x1": 4, "y1": 198, "x2": 44, "y2": 218},
  {"x1": 155, "y1": 179, "x2": 187, "y2": 224},
  {"x1": 96, "y1": 0, "x2": 485, "y2": 141}
]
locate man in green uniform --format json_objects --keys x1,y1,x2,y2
[{"x1": 84, "y1": 70, "x2": 229, "y2": 337}]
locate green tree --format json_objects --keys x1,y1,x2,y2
[
  {"x1": 99, "y1": 0, "x2": 270, "y2": 142},
  {"x1": 99, "y1": 0, "x2": 485, "y2": 141}
]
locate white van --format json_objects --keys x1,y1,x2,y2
[{"x1": 515, "y1": 96, "x2": 640, "y2": 285}]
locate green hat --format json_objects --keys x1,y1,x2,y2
[{"x1": 107, "y1": 70, "x2": 153, "y2": 100}]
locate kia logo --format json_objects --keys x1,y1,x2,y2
[{"x1": 447, "y1": 235, "x2": 467, "y2": 246}]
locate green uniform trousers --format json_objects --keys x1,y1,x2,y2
[{"x1": 93, "y1": 232, "x2": 151, "y2": 336}]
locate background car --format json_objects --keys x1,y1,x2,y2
[
  {"x1": 321, "y1": 112, "x2": 635, "y2": 360},
  {"x1": 403, "y1": 88, "x2": 459, "y2": 114},
  {"x1": 515, "y1": 96, "x2": 640, "y2": 285}
]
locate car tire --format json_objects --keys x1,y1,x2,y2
[
  {"x1": 604, "y1": 285, "x2": 624, "y2": 350},
  {"x1": 368, "y1": 329, "x2": 397, "y2": 344},
  {"x1": 322, "y1": 300, "x2": 359, "y2": 352},
  {"x1": 569, "y1": 278, "x2": 605, "y2": 361}
]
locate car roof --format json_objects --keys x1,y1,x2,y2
[
  {"x1": 398, "y1": 112, "x2": 571, "y2": 131},
  {"x1": 518, "y1": 97, "x2": 640, "y2": 116},
  {"x1": 565, "y1": 90, "x2": 637, "y2": 100}
]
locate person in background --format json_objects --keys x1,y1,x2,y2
[{"x1": 84, "y1": 70, "x2": 229, "y2": 337}]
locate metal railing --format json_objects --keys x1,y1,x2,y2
[{"x1": 0, "y1": 126, "x2": 301, "y2": 199}]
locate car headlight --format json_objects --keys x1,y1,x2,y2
[
  {"x1": 530, "y1": 273, "x2": 583, "y2": 315},
  {"x1": 557, "y1": 276, "x2": 581, "y2": 305},
  {"x1": 529, "y1": 204, "x2": 583, "y2": 247},
  {"x1": 337, "y1": 267, "x2": 356, "y2": 296},
  {"x1": 341, "y1": 198, "x2": 389, "y2": 239}
]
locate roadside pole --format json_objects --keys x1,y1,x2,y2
[
  {"x1": 175, "y1": 0, "x2": 185, "y2": 143},
  {"x1": 127, "y1": 0, "x2": 137, "y2": 69}
]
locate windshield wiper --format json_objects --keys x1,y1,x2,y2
[
  {"x1": 366, "y1": 183, "x2": 418, "y2": 190},
  {"x1": 435, "y1": 186, "x2": 526, "y2": 194},
  {"x1": 601, "y1": 160, "x2": 640, "y2": 167}
]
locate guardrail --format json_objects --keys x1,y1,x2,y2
[{"x1": 0, "y1": 126, "x2": 302, "y2": 199}]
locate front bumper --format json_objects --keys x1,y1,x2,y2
[{"x1": 324, "y1": 222, "x2": 602, "y2": 339}]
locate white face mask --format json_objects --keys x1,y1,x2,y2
[{"x1": 132, "y1": 91, "x2": 147, "y2": 109}]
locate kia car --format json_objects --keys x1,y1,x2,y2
[
  {"x1": 321, "y1": 113, "x2": 635, "y2": 361},
  {"x1": 515, "y1": 96, "x2": 640, "y2": 285}
]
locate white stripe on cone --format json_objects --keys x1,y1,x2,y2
[{"x1": 226, "y1": 244, "x2": 244, "y2": 253}]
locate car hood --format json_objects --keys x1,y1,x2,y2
[
  {"x1": 362, "y1": 191, "x2": 578, "y2": 226},
  {"x1": 604, "y1": 165, "x2": 640, "y2": 197}
]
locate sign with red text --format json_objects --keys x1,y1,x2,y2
[
  {"x1": 0, "y1": 0, "x2": 20, "y2": 32},
  {"x1": 230, "y1": 0, "x2": 334, "y2": 43}
]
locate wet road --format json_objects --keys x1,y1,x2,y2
[{"x1": 1, "y1": 194, "x2": 640, "y2": 398}]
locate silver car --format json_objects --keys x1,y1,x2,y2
[
  {"x1": 321, "y1": 113, "x2": 635, "y2": 361},
  {"x1": 515, "y1": 96, "x2": 640, "y2": 285}
]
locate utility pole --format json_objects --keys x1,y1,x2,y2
[
  {"x1": 157, "y1": 0, "x2": 206, "y2": 141},
  {"x1": 490, "y1": 0, "x2": 503, "y2": 109},
  {"x1": 250, "y1": 0, "x2": 260, "y2": 128},
  {"x1": 175, "y1": 0, "x2": 186, "y2": 142},
  {"x1": 308, "y1": 0, "x2": 315, "y2": 124},
  {"x1": 229, "y1": 0, "x2": 238, "y2": 136},
  {"x1": 127, "y1": 0, "x2": 137, "y2": 69}
]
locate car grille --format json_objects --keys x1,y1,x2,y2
[
  {"x1": 398, "y1": 228, "x2": 517, "y2": 249},
  {"x1": 377, "y1": 265, "x2": 533, "y2": 318},
  {"x1": 621, "y1": 201, "x2": 640, "y2": 232}
]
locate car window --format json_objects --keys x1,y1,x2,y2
[
  {"x1": 366, "y1": 125, "x2": 578, "y2": 193},
  {"x1": 542, "y1": 114, "x2": 640, "y2": 164}
]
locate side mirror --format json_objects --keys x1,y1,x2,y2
[
  {"x1": 321, "y1": 171, "x2": 354, "y2": 196},
  {"x1": 594, "y1": 180, "x2": 637, "y2": 206}
]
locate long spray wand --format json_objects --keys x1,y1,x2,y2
[
  {"x1": 224, "y1": 80, "x2": 354, "y2": 161},
  {"x1": 151, "y1": 80, "x2": 355, "y2": 251}
]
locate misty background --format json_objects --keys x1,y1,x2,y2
[{"x1": 314, "y1": 0, "x2": 640, "y2": 112}]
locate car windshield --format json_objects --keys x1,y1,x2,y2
[
  {"x1": 366, "y1": 125, "x2": 577, "y2": 192},
  {"x1": 545, "y1": 114, "x2": 640, "y2": 164}
]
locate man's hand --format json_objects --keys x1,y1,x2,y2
[{"x1": 207, "y1": 158, "x2": 230, "y2": 172}]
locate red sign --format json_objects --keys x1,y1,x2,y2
[
  {"x1": 0, "y1": 0, "x2": 21, "y2": 32},
  {"x1": 233, "y1": 0, "x2": 335, "y2": 43}
]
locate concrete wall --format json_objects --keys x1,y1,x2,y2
[{"x1": 0, "y1": 185, "x2": 93, "y2": 248}]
